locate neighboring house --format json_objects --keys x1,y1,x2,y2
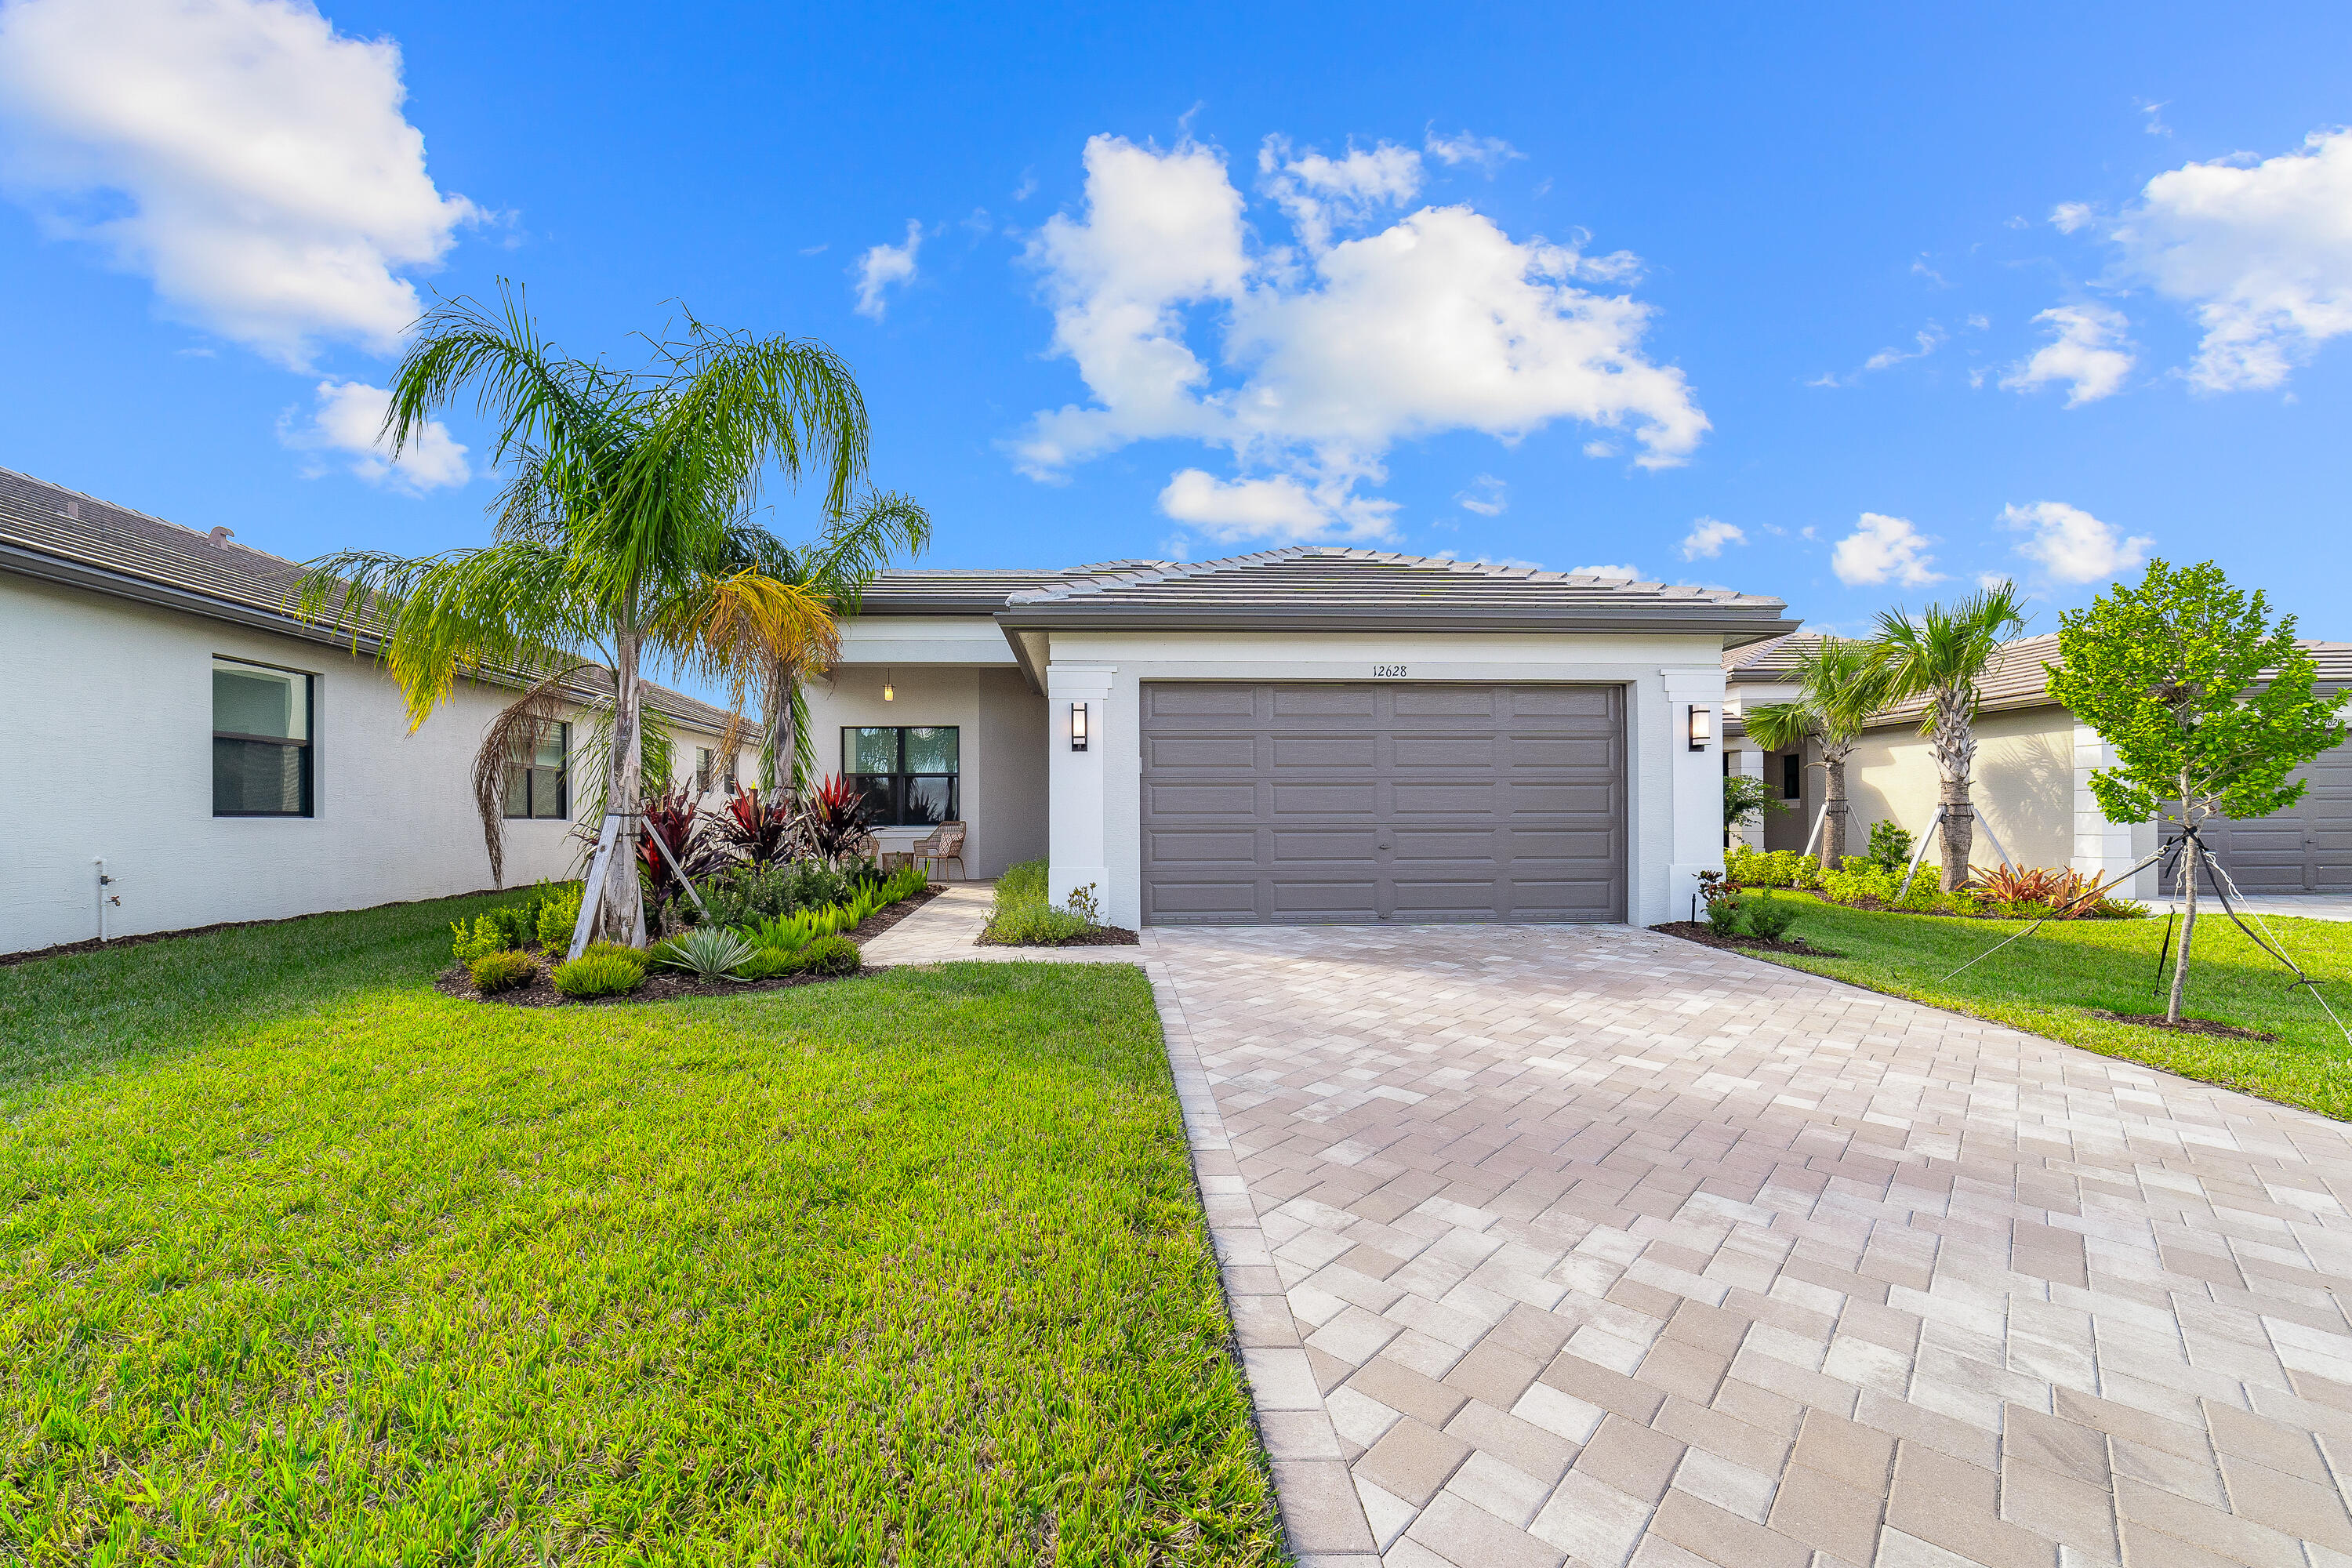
[
  {"x1": 1723, "y1": 630, "x2": 2352, "y2": 895},
  {"x1": 0, "y1": 466, "x2": 741, "y2": 956},
  {"x1": 1719, "y1": 632, "x2": 1824, "y2": 853},
  {"x1": 804, "y1": 547, "x2": 1795, "y2": 926}
]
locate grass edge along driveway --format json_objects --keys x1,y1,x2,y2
[
  {"x1": 1744, "y1": 898, "x2": 2352, "y2": 1123},
  {"x1": 0, "y1": 894, "x2": 1284, "y2": 1566}
]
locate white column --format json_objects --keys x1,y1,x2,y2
[
  {"x1": 1047, "y1": 663, "x2": 1115, "y2": 913},
  {"x1": 1728, "y1": 744, "x2": 1766, "y2": 851},
  {"x1": 2070, "y1": 721, "x2": 2149, "y2": 894},
  {"x1": 1661, "y1": 666, "x2": 1729, "y2": 924}
]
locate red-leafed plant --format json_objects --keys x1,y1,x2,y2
[
  {"x1": 713, "y1": 786, "x2": 797, "y2": 866},
  {"x1": 801, "y1": 774, "x2": 875, "y2": 864},
  {"x1": 639, "y1": 786, "x2": 727, "y2": 911}
]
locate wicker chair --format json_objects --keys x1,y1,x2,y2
[{"x1": 913, "y1": 820, "x2": 967, "y2": 880}]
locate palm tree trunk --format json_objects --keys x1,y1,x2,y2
[
  {"x1": 2168, "y1": 778, "x2": 2198, "y2": 1024},
  {"x1": 764, "y1": 653, "x2": 796, "y2": 794},
  {"x1": 597, "y1": 622, "x2": 648, "y2": 947},
  {"x1": 1932, "y1": 688, "x2": 1976, "y2": 892},
  {"x1": 1822, "y1": 741, "x2": 1850, "y2": 866}
]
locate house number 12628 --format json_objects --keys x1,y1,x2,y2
[{"x1": 1373, "y1": 664, "x2": 1407, "y2": 677}]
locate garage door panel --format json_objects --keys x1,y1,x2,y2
[
  {"x1": 1146, "y1": 735, "x2": 1261, "y2": 768},
  {"x1": 1272, "y1": 736, "x2": 1379, "y2": 768},
  {"x1": 1392, "y1": 736, "x2": 1495, "y2": 768},
  {"x1": 1142, "y1": 680, "x2": 1624, "y2": 924},
  {"x1": 1148, "y1": 830, "x2": 1259, "y2": 862},
  {"x1": 2198, "y1": 711, "x2": 2352, "y2": 893},
  {"x1": 1271, "y1": 829, "x2": 1380, "y2": 861},
  {"x1": 1272, "y1": 687, "x2": 1378, "y2": 718},
  {"x1": 1272, "y1": 880, "x2": 1381, "y2": 915},
  {"x1": 1149, "y1": 881, "x2": 1263, "y2": 915},
  {"x1": 1150, "y1": 782, "x2": 1260, "y2": 815}
]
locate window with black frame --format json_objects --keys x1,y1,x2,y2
[
  {"x1": 844, "y1": 726, "x2": 958, "y2": 826},
  {"x1": 212, "y1": 657, "x2": 314, "y2": 816},
  {"x1": 504, "y1": 722, "x2": 571, "y2": 819}
]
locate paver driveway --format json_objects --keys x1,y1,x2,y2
[{"x1": 1143, "y1": 922, "x2": 2352, "y2": 1568}]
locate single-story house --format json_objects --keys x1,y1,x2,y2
[
  {"x1": 1722, "y1": 630, "x2": 2352, "y2": 895},
  {"x1": 803, "y1": 548, "x2": 1796, "y2": 927},
  {"x1": 1, "y1": 466, "x2": 742, "y2": 956}
]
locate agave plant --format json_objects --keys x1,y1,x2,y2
[{"x1": 650, "y1": 924, "x2": 758, "y2": 981}]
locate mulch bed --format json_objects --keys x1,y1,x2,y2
[
  {"x1": 977, "y1": 925, "x2": 1142, "y2": 949},
  {"x1": 439, "y1": 886, "x2": 943, "y2": 1007},
  {"x1": 1651, "y1": 921, "x2": 1844, "y2": 958},
  {"x1": 2091, "y1": 1011, "x2": 2280, "y2": 1042}
]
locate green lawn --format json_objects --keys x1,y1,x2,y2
[
  {"x1": 0, "y1": 895, "x2": 1280, "y2": 1566},
  {"x1": 1748, "y1": 898, "x2": 2352, "y2": 1120}
]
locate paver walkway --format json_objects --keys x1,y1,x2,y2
[
  {"x1": 868, "y1": 902, "x2": 2352, "y2": 1568},
  {"x1": 2146, "y1": 894, "x2": 2352, "y2": 924}
]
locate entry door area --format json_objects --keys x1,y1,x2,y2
[
  {"x1": 2198, "y1": 732, "x2": 2352, "y2": 894},
  {"x1": 1139, "y1": 682, "x2": 1627, "y2": 924}
]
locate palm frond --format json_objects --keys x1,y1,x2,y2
[
  {"x1": 1744, "y1": 699, "x2": 1818, "y2": 753},
  {"x1": 470, "y1": 665, "x2": 597, "y2": 885}
]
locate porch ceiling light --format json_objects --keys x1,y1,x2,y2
[
  {"x1": 1688, "y1": 704, "x2": 1712, "y2": 751},
  {"x1": 883, "y1": 673, "x2": 895, "y2": 702},
  {"x1": 1070, "y1": 701, "x2": 1089, "y2": 752}
]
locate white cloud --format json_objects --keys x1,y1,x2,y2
[
  {"x1": 279, "y1": 379, "x2": 469, "y2": 492},
  {"x1": 1156, "y1": 468, "x2": 1395, "y2": 542},
  {"x1": 1260, "y1": 136, "x2": 1423, "y2": 252},
  {"x1": 1015, "y1": 133, "x2": 1707, "y2": 542},
  {"x1": 1831, "y1": 513, "x2": 1942, "y2": 587},
  {"x1": 0, "y1": 0, "x2": 477, "y2": 368},
  {"x1": 1424, "y1": 129, "x2": 1521, "y2": 172},
  {"x1": 2105, "y1": 126, "x2": 2352, "y2": 390},
  {"x1": 2000, "y1": 499, "x2": 2152, "y2": 583},
  {"x1": 1862, "y1": 326, "x2": 1945, "y2": 372},
  {"x1": 1454, "y1": 474, "x2": 1507, "y2": 515},
  {"x1": 1681, "y1": 517, "x2": 1744, "y2": 560},
  {"x1": 852, "y1": 220, "x2": 922, "y2": 320},
  {"x1": 2138, "y1": 99, "x2": 2172, "y2": 138},
  {"x1": 1570, "y1": 563, "x2": 1641, "y2": 579},
  {"x1": 1998, "y1": 303, "x2": 2136, "y2": 405},
  {"x1": 2051, "y1": 202, "x2": 2096, "y2": 234}
]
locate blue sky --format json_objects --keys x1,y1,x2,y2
[{"x1": 2, "y1": 0, "x2": 2348, "y2": 669}]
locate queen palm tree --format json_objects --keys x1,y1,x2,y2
[
  {"x1": 298, "y1": 285, "x2": 887, "y2": 947},
  {"x1": 1870, "y1": 581, "x2": 2030, "y2": 891},
  {"x1": 1743, "y1": 637, "x2": 1889, "y2": 866},
  {"x1": 724, "y1": 494, "x2": 931, "y2": 793}
]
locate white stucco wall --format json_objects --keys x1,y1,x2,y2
[
  {"x1": 797, "y1": 658, "x2": 1047, "y2": 878},
  {"x1": 1035, "y1": 629, "x2": 1728, "y2": 929},
  {"x1": 2, "y1": 574, "x2": 730, "y2": 955},
  {"x1": 1844, "y1": 705, "x2": 2077, "y2": 871}
]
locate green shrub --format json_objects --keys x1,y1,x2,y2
[
  {"x1": 2085, "y1": 895, "x2": 2152, "y2": 920},
  {"x1": 650, "y1": 926, "x2": 757, "y2": 982},
  {"x1": 1894, "y1": 867, "x2": 1946, "y2": 912},
  {"x1": 1822, "y1": 860, "x2": 1900, "y2": 908},
  {"x1": 1864, "y1": 820, "x2": 1914, "y2": 873},
  {"x1": 552, "y1": 952, "x2": 646, "y2": 999},
  {"x1": 1747, "y1": 895, "x2": 1799, "y2": 940},
  {"x1": 788, "y1": 934, "x2": 862, "y2": 977},
  {"x1": 1704, "y1": 894, "x2": 1751, "y2": 937},
  {"x1": 449, "y1": 915, "x2": 513, "y2": 963},
  {"x1": 583, "y1": 941, "x2": 648, "y2": 968},
  {"x1": 535, "y1": 890, "x2": 583, "y2": 949},
  {"x1": 1726, "y1": 848, "x2": 1825, "y2": 890},
  {"x1": 984, "y1": 858, "x2": 1102, "y2": 943},
  {"x1": 737, "y1": 947, "x2": 799, "y2": 981},
  {"x1": 468, "y1": 949, "x2": 539, "y2": 993}
]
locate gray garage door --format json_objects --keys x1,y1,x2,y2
[
  {"x1": 1140, "y1": 682, "x2": 1626, "y2": 924},
  {"x1": 2196, "y1": 729, "x2": 2352, "y2": 894}
]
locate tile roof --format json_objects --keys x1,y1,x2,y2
[
  {"x1": 1858, "y1": 631, "x2": 2352, "y2": 730},
  {"x1": 1723, "y1": 631, "x2": 1828, "y2": 679},
  {"x1": 988, "y1": 546, "x2": 1795, "y2": 639},
  {"x1": 0, "y1": 465, "x2": 739, "y2": 732},
  {"x1": 851, "y1": 561, "x2": 1171, "y2": 615}
]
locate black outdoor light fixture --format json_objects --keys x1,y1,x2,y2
[
  {"x1": 1070, "y1": 701, "x2": 1089, "y2": 751},
  {"x1": 1688, "y1": 704, "x2": 1712, "y2": 751}
]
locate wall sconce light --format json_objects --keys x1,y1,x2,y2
[
  {"x1": 1688, "y1": 704, "x2": 1712, "y2": 751},
  {"x1": 1069, "y1": 701, "x2": 1089, "y2": 752}
]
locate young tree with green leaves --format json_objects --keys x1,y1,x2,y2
[
  {"x1": 2048, "y1": 559, "x2": 2347, "y2": 1023},
  {"x1": 1871, "y1": 582, "x2": 2030, "y2": 891},
  {"x1": 1743, "y1": 637, "x2": 1891, "y2": 866},
  {"x1": 1723, "y1": 773, "x2": 1788, "y2": 843},
  {"x1": 300, "y1": 285, "x2": 906, "y2": 948}
]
